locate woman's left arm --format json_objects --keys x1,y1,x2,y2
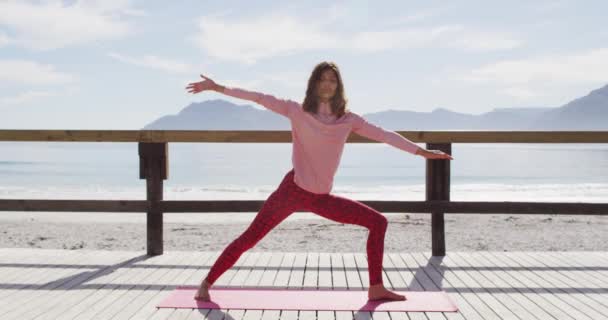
[
  {"x1": 352, "y1": 114, "x2": 421, "y2": 155},
  {"x1": 352, "y1": 114, "x2": 453, "y2": 159}
]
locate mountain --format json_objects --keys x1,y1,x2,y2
[
  {"x1": 143, "y1": 84, "x2": 608, "y2": 130},
  {"x1": 530, "y1": 84, "x2": 608, "y2": 130},
  {"x1": 143, "y1": 99, "x2": 289, "y2": 130}
]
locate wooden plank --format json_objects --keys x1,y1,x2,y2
[
  {"x1": 384, "y1": 253, "x2": 440, "y2": 320},
  {"x1": 568, "y1": 252, "x2": 608, "y2": 281},
  {"x1": 318, "y1": 252, "x2": 332, "y2": 289},
  {"x1": 340, "y1": 253, "x2": 368, "y2": 319},
  {"x1": 347, "y1": 253, "x2": 370, "y2": 320},
  {"x1": 123, "y1": 252, "x2": 219, "y2": 319},
  {"x1": 580, "y1": 252, "x2": 608, "y2": 264},
  {"x1": 0, "y1": 249, "x2": 65, "y2": 291},
  {"x1": 439, "y1": 252, "x2": 524, "y2": 319},
  {"x1": 456, "y1": 251, "x2": 557, "y2": 320},
  {"x1": 427, "y1": 142, "x2": 451, "y2": 256},
  {"x1": 451, "y1": 252, "x2": 543, "y2": 320},
  {"x1": 274, "y1": 252, "x2": 295, "y2": 288},
  {"x1": 316, "y1": 252, "x2": 334, "y2": 320},
  {"x1": 506, "y1": 252, "x2": 608, "y2": 317},
  {"x1": 408, "y1": 252, "x2": 490, "y2": 320},
  {"x1": 145, "y1": 252, "x2": 214, "y2": 320},
  {"x1": 84, "y1": 251, "x2": 193, "y2": 320},
  {"x1": 505, "y1": 251, "x2": 608, "y2": 314},
  {"x1": 353, "y1": 253, "x2": 369, "y2": 288},
  {"x1": 486, "y1": 251, "x2": 593, "y2": 320},
  {"x1": 160, "y1": 200, "x2": 608, "y2": 215},
  {"x1": 397, "y1": 253, "x2": 458, "y2": 320},
  {"x1": 244, "y1": 252, "x2": 272, "y2": 287},
  {"x1": 0, "y1": 250, "x2": 88, "y2": 302},
  {"x1": 3, "y1": 129, "x2": 608, "y2": 143},
  {"x1": 259, "y1": 252, "x2": 284, "y2": 288},
  {"x1": 258, "y1": 252, "x2": 283, "y2": 320},
  {"x1": 9, "y1": 251, "x2": 131, "y2": 319},
  {"x1": 2, "y1": 199, "x2": 607, "y2": 215},
  {"x1": 0, "y1": 250, "x2": 106, "y2": 315},
  {"x1": 534, "y1": 252, "x2": 608, "y2": 288},
  {"x1": 51, "y1": 251, "x2": 183, "y2": 320},
  {"x1": 292, "y1": 253, "x2": 315, "y2": 320},
  {"x1": 262, "y1": 252, "x2": 298, "y2": 320},
  {"x1": 302, "y1": 252, "x2": 319, "y2": 289},
  {"x1": 230, "y1": 252, "x2": 262, "y2": 287},
  {"x1": 531, "y1": 252, "x2": 608, "y2": 309},
  {"x1": 216, "y1": 252, "x2": 260, "y2": 320},
  {"x1": 95, "y1": 251, "x2": 196, "y2": 319},
  {"x1": 287, "y1": 252, "x2": 306, "y2": 288},
  {"x1": 0, "y1": 199, "x2": 148, "y2": 212},
  {"x1": 343, "y1": 253, "x2": 362, "y2": 290},
  {"x1": 0, "y1": 250, "x2": 128, "y2": 319},
  {"x1": 331, "y1": 253, "x2": 348, "y2": 289},
  {"x1": 475, "y1": 251, "x2": 579, "y2": 320}
]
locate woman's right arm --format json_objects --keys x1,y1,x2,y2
[{"x1": 186, "y1": 74, "x2": 295, "y2": 118}]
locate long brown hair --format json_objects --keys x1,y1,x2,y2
[{"x1": 302, "y1": 61, "x2": 349, "y2": 118}]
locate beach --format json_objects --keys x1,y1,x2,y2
[{"x1": 2, "y1": 212, "x2": 606, "y2": 252}]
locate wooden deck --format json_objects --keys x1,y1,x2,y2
[{"x1": 0, "y1": 249, "x2": 606, "y2": 320}]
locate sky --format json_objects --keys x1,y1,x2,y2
[{"x1": 1, "y1": 0, "x2": 607, "y2": 129}]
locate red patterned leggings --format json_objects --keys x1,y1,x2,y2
[{"x1": 204, "y1": 169, "x2": 388, "y2": 286}]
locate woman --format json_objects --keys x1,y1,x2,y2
[{"x1": 186, "y1": 61, "x2": 453, "y2": 302}]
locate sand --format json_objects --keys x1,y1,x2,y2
[{"x1": 1, "y1": 212, "x2": 606, "y2": 252}]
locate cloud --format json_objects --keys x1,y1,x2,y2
[
  {"x1": 192, "y1": 14, "x2": 337, "y2": 65},
  {"x1": 0, "y1": 59, "x2": 75, "y2": 85},
  {"x1": 192, "y1": 13, "x2": 523, "y2": 63},
  {"x1": 382, "y1": 5, "x2": 454, "y2": 25},
  {"x1": 0, "y1": 90, "x2": 58, "y2": 106},
  {"x1": 0, "y1": 0, "x2": 140, "y2": 50},
  {"x1": 464, "y1": 48, "x2": 608, "y2": 85},
  {"x1": 108, "y1": 52, "x2": 196, "y2": 74},
  {"x1": 0, "y1": 32, "x2": 10, "y2": 47},
  {"x1": 436, "y1": 48, "x2": 608, "y2": 100}
]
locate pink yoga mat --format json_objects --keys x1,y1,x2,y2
[{"x1": 157, "y1": 287, "x2": 458, "y2": 312}]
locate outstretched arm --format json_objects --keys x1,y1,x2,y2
[
  {"x1": 352, "y1": 114, "x2": 453, "y2": 160},
  {"x1": 186, "y1": 74, "x2": 295, "y2": 118}
]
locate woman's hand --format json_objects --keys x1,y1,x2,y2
[
  {"x1": 417, "y1": 148, "x2": 454, "y2": 160},
  {"x1": 186, "y1": 74, "x2": 221, "y2": 94}
]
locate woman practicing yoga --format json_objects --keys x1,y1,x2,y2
[{"x1": 186, "y1": 61, "x2": 453, "y2": 302}]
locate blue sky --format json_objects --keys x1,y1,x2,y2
[{"x1": 1, "y1": 0, "x2": 607, "y2": 129}]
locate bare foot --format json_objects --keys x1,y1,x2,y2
[
  {"x1": 368, "y1": 284, "x2": 406, "y2": 301},
  {"x1": 194, "y1": 279, "x2": 211, "y2": 301}
]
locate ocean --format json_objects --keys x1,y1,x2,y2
[{"x1": 1, "y1": 141, "x2": 607, "y2": 223}]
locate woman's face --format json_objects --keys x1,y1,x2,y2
[{"x1": 317, "y1": 69, "x2": 338, "y2": 101}]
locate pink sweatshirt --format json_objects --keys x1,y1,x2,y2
[{"x1": 223, "y1": 87, "x2": 422, "y2": 194}]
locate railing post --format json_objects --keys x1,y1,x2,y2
[
  {"x1": 426, "y1": 143, "x2": 451, "y2": 256},
  {"x1": 138, "y1": 142, "x2": 168, "y2": 256}
]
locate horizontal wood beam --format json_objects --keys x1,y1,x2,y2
[
  {"x1": 0, "y1": 200, "x2": 148, "y2": 212},
  {"x1": 1, "y1": 199, "x2": 606, "y2": 215},
  {"x1": 1, "y1": 129, "x2": 607, "y2": 143}
]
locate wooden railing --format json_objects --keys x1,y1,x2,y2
[{"x1": 1, "y1": 129, "x2": 607, "y2": 256}]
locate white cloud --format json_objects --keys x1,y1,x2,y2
[
  {"x1": 452, "y1": 48, "x2": 608, "y2": 100},
  {"x1": 382, "y1": 5, "x2": 454, "y2": 26},
  {"x1": 501, "y1": 87, "x2": 541, "y2": 100},
  {"x1": 192, "y1": 13, "x2": 523, "y2": 63},
  {"x1": 0, "y1": 59, "x2": 75, "y2": 85},
  {"x1": 0, "y1": 90, "x2": 58, "y2": 106},
  {"x1": 108, "y1": 52, "x2": 196, "y2": 74},
  {"x1": 0, "y1": 0, "x2": 139, "y2": 50},
  {"x1": 0, "y1": 32, "x2": 10, "y2": 47},
  {"x1": 193, "y1": 14, "x2": 337, "y2": 65},
  {"x1": 464, "y1": 48, "x2": 608, "y2": 85},
  {"x1": 443, "y1": 27, "x2": 522, "y2": 51}
]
